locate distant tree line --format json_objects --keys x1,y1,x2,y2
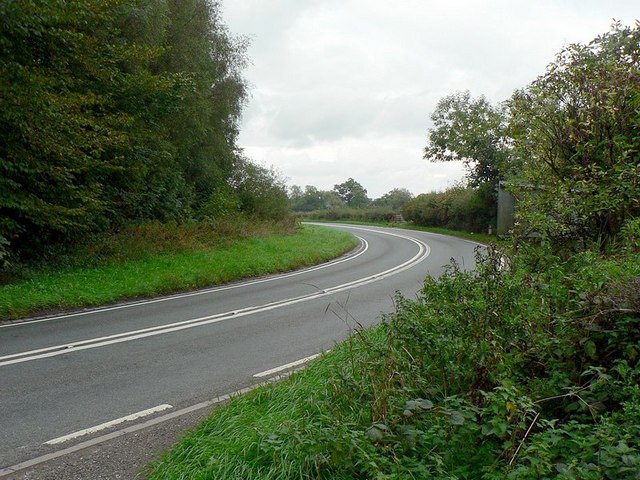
[
  {"x1": 289, "y1": 178, "x2": 413, "y2": 213},
  {"x1": 290, "y1": 176, "x2": 495, "y2": 232},
  {"x1": 0, "y1": 0, "x2": 288, "y2": 265},
  {"x1": 289, "y1": 179, "x2": 419, "y2": 223}
]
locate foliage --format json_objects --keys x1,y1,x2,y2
[
  {"x1": 303, "y1": 207, "x2": 398, "y2": 224},
  {"x1": 403, "y1": 185, "x2": 494, "y2": 233},
  {"x1": 422, "y1": 91, "x2": 506, "y2": 229},
  {"x1": 0, "y1": 0, "x2": 252, "y2": 265},
  {"x1": 333, "y1": 178, "x2": 371, "y2": 208},
  {"x1": 508, "y1": 22, "x2": 640, "y2": 249},
  {"x1": 290, "y1": 185, "x2": 413, "y2": 215},
  {"x1": 371, "y1": 188, "x2": 414, "y2": 210},
  {"x1": 232, "y1": 158, "x2": 290, "y2": 221},
  {"x1": 289, "y1": 185, "x2": 345, "y2": 212},
  {"x1": 425, "y1": 90, "x2": 510, "y2": 188}
]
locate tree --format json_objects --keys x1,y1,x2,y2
[
  {"x1": 424, "y1": 91, "x2": 510, "y2": 188},
  {"x1": 333, "y1": 178, "x2": 370, "y2": 208},
  {"x1": 232, "y1": 158, "x2": 289, "y2": 220},
  {"x1": 0, "y1": 0, "x2": 250, "y2": 263},
  {"x1": 319, "y1": 190, "x2": 346, "y2": 210},
  {"x1": 289, "y1": 186, "x2": 334, "y2": 212},
  {"x1": 372, "y1": 188, "x2": 413, "y2": 210},
  {"x1": 0, "y1": 1, "x2": 142, "y2": 260},
  {"x1": 151, "y1": 0, "x2": 249, "y2": 211},
  {"x1": 508, "y1": 22, "x2": 640, "y2": 247}
]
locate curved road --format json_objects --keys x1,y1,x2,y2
[{"x1": 0, "y1": 224, "x2": 481, "y2": 476}]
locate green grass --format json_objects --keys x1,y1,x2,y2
[
  {"x1": 0, "y1": 224, "x2": 357, "y2": 320},
  {"x1": 145, "y1": 332, "x2": 381, "y2": 480}
]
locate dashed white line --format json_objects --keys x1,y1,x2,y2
[
  {"x1": 44, "y1": 404, "x2": 173, "y2": 445},
  {"x1": 253, "y1": 353, "x2": 323, "y2": 378},
  {"x1": 0, "y1": 375, "x2": 292, "y2": 477}
]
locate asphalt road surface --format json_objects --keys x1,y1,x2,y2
[{"x1": 0, "y1": 224, "x2": 482, "y2": 477}]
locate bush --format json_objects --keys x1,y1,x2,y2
[
  {"x1": 303, "y1": 207, "x2": 397, "y2": 223},
  {"x1": 403, "y1": 185, "x2": 495, "y2": 233},
  {"x1": 232, "y1": 159, "x2": 291, "y2": 221}
]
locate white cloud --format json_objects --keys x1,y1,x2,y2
[{"x1": 222, "y1": 1, "x2": 639, "y2": 198}]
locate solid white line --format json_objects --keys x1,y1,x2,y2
[
  {"x1": 44, "y1": 404, "x2": 173, "y2": 445},
  {"x1": 0, "y1": 234, "x2": 368, "y2": 329},
  {"x1": 0, "y1": 228, "x2": 430, "y2": 367},
  {"x1": 253, "y1": 353, "x2": 322, "y2": 378}
]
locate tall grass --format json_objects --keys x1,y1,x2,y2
[{"x1": 0, "y1": 220, "x2": 357, "y2": 320}]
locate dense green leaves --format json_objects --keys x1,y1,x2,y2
[
  {"x1": 333, "y1": 177, "x2": 371, "y2": 208},
  {"x1": 403, "y1": 185, "x2": 494, "y2": 232},
  {"x1": 425, "y1": 90, "x2": 509, "y2": 188},
  {"x1": 508, "y1": 22, "x2": 640, "y2": 248},
  {"x1": 422, "y1": 92, "x2": 506, "y2": 229},
  {"x1": 0, "y1": 0, "x2": 266, "y2": 266},
  {"x1": 371, "y1": 188, "x2": 413, "y2": 210}
]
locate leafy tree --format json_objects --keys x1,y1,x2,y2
[
  {"x1": 319, "y1": 191, "x2": 346, "y2": 210},
  {"x1": 151, "y1": 0, "x2": 249, "y2": 211},
  {"x1": 333, "y1": 178, "x2": 370, "y2": 208},
  {"x1": 372, "y1": 188, "x2": 413, "y2": 210},
  {"x1": 232, "y1": 158, "x2": 289, "y2": 220},
  {"x1": 0, "y1": 0, "x2": 141, "y2": 260},
  {"x1": 425, "y1": 91, "x2": 510, "y2": 188},
  {"x1": 290, "y1": 186, "x2": 329, "y2": 212},
  {"x1": 0, "y1": 0, "x2": 250, "y2": 264},
  {"x1": 508, "y1": 21, "x2": 640, "y2": 248}
]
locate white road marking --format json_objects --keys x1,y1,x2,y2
[
  {"x1": 0, "y1": 234, "x2": 368, "y2": 328},
  {"x1": 0, "y1": 228, "x2": 430, "y2": 367},
  {"x1": 0, "y1": 374, "x2": 292, "y2": 477},
  {"x1": 253, "y1": 353, "x2": 323, "y2": 378},
  {"x1": 44, "y1": 404, "x2": 173, "y2": 445}
]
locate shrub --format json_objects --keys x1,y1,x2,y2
[{"x1": 403, "y1": 185, "x2": 494, "y2": 232}]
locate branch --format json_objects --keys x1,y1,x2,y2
[{"x1": 509, "y1": 412, "x2": 540, "y2": 467}]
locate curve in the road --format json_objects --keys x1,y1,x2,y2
[{"x1": 0, "y1": 227, "x2": 429, "y2": 367}]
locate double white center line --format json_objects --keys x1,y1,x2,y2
[{"x1": 0, "y1": 229, "x2": 430, "y2": 368}]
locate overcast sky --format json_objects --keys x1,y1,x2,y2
[{"x1": 222, "y1": 1, "x2": 638, "y2": 199}]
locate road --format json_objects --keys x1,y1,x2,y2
[{"x1": 0, "y1": 224, "x2": 481, "y2": 477}]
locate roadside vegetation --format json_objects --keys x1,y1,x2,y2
[
  {"x1": 147, "y1": 23, "x2": 640, "y2": 479},
  {"x1": 0, "y1": 0, "x2": 289, "y2": 270},
  {"x1": 0, "y1": 222, "x2": 357, "y2": 320},
  {"x1": 290, "y1": 181, "x2": 495, "y2": 236},
  {"x1": 147, "y1": 243, "x2": 640, "y2": 480}
]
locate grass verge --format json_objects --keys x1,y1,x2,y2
[
  {"x1": 146, "y1": 244, "x2": 640, "y2": 479},
  {"x1": 0, "y1": 222, "x2": 357, "y2": 320}
]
